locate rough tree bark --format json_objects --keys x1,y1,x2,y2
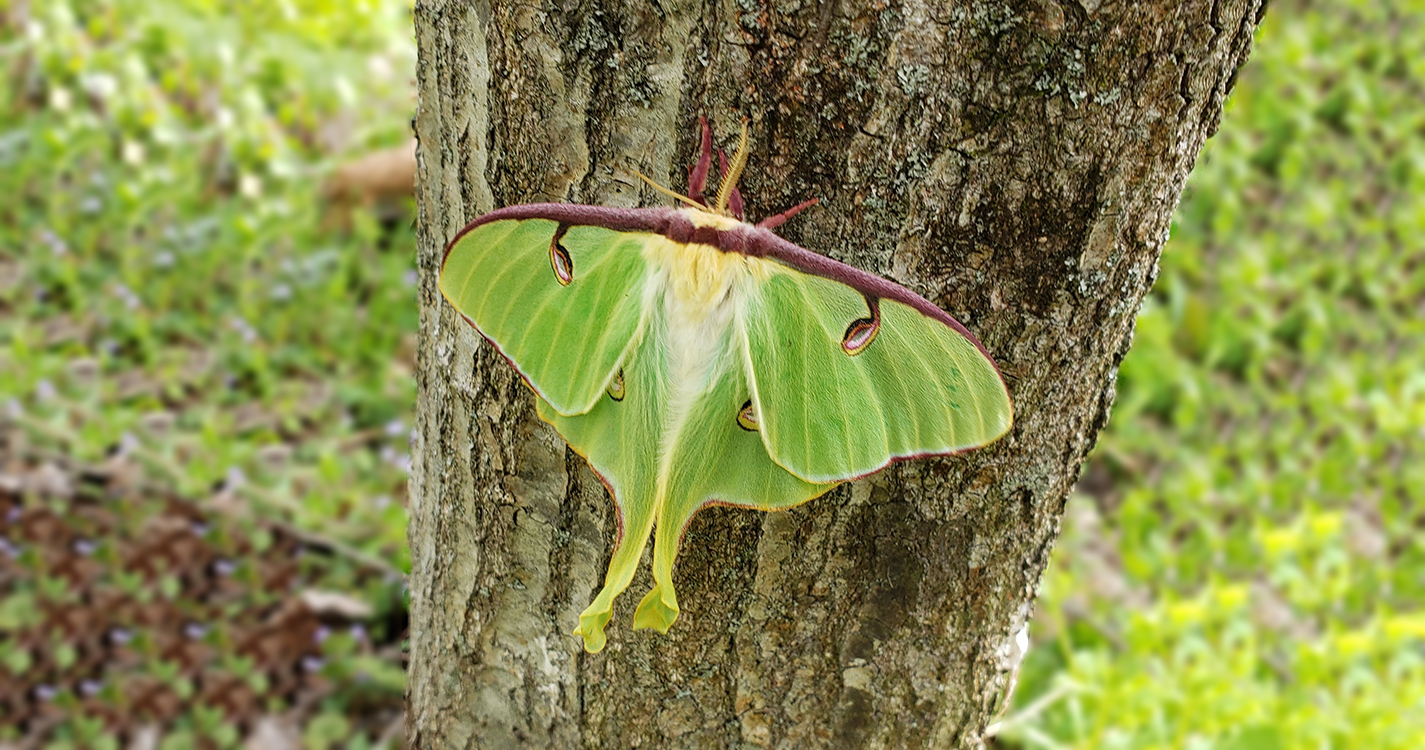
[{"x1": 407, "y1": 0, "x2": 1265, "y2": 747}]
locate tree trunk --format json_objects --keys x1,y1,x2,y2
[{"x1": 407, "y1": 0, "x2": 1265, "y2": 747}]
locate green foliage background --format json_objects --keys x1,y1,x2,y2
[
  {"x1": 1, "y1": 0, "x2": 1421, "y2": 746},
  {"x1": 1003, "y1": 2, "x2": 1425, "y2": 747},
  {"x1": 1, "y1": 0, "x2": 415, "y2": 566},
  {"x1": 2, "y1": 0, "x2": 414, "y2": 745}
]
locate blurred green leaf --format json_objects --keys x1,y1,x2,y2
[{"x1": 1006, "y1": 1, "x2": 1425, "y2": 746}]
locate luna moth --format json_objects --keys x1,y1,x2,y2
[{"x1": 439, "y1": 120, "x2": 1012, "y2": 653}]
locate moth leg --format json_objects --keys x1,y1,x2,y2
[{"x1": 756, "y1": 197, "x2": 820, "y2": 231}]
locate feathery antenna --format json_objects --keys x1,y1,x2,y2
[
  {"x1": 633, "y1": 169, "x2": 706, "y2": 210},
  {"x1": 714, "y1": 119, "x2": 750, "y2": 215}
]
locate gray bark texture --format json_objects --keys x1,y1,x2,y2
[{"x1": 407, "y1": 0, "x2": 1265, "y2": 747}]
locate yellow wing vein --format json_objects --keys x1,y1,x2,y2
[
  {"x1": 882, "y1": 322, "x2": 927, "y2": 451},
  {"x1": 580, "y1": 239, "x2": 646, "y2": 396},
  {"x1": 802, "y1": 280, "x2": 860, "y2": 477},
  {"x1": 895, "y1": 308, "x2": 957, "y2": 454},
  {"x1": 452, "y1": 221, "x2": 522, "y2": 311}
]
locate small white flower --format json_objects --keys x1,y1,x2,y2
[
  {"x1": 239, "y1": 173, "x2": 262, "y2": 199},
  {"x1": 122, "y1": 140, "x2": 145, "y2": 166},
  {"x1": 49, "y1": 87, "x2": 72, "y2": 112},
  {"x1": 81, "y1": 73, "x2": 117, "y2": 101}
]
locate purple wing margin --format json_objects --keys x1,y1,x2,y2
[{"x1": 440, "y1": 203, "x2": 1002, "y2": 368}]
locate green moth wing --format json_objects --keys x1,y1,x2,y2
[
  {"x1": 744, "y1": 270, "x2": 1013, "y2": 483},
  {"x1": 537, "y1": 302, "x2": 828, "y2": 650},
  {"x1": 441, "y1": 215, "x2": 837, "y2": 652},
  {"x1": 439, "y1": 218, "x2": 651, "y2": 416},
  {"x1": 439, "y1": 121, "x2": 1012, "y2": 653}
]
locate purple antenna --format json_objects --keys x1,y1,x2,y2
[
  {"x1": 687, "y1": 118, "x2": 713, "y2": 204},
  {"x1": 758, "y1": 198, "x2": 820, "y2": 231}
]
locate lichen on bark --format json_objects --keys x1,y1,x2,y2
[{"x1": 407, "y1": 1, "x2": 1266, "y2": 747}]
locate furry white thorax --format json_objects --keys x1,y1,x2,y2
[{"x1": 640, "y1": 215, "x2": 774, "y2": 460}]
